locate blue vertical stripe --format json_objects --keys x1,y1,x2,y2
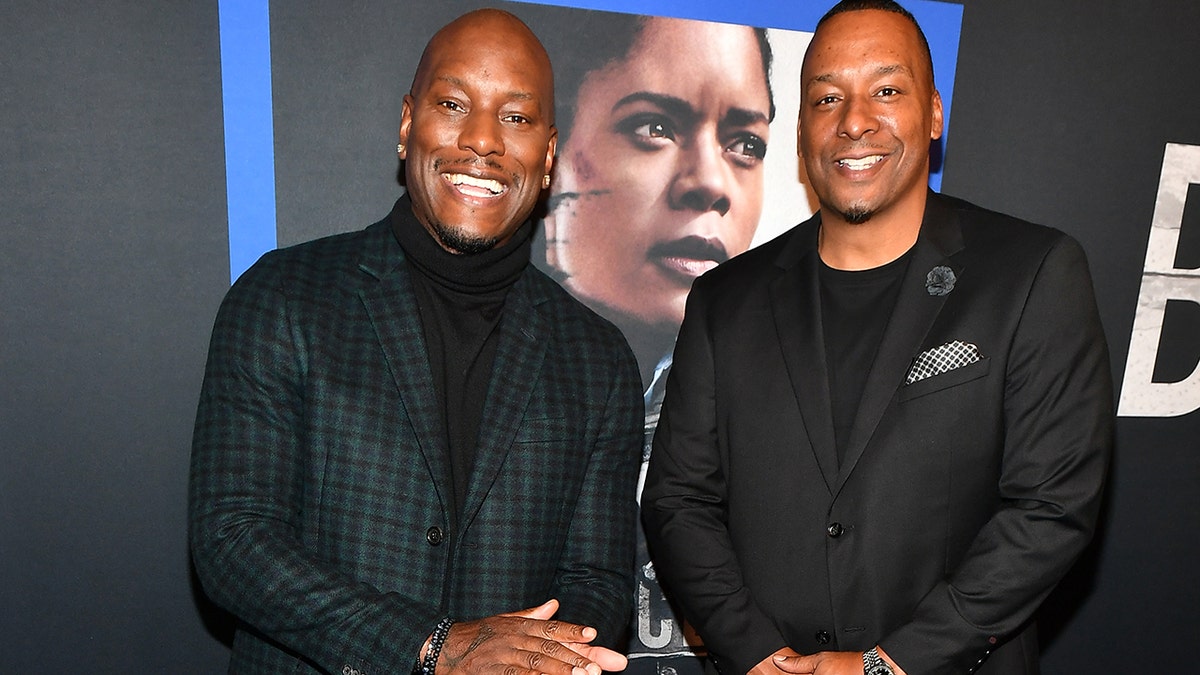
[{"x1": 219, "y1": 0, "x2": 277, "y2": 284}]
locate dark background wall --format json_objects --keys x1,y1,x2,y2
[{"x1": 2, "y1": 0, "x2": 1197, "y2": 671}]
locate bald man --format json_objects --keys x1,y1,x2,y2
[{"x1": 190, "y1": 10, "x2": 641, "y2": 674}]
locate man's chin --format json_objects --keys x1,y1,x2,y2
[
  {"x1": 820, "y1": 197, "x2": 875, "y2": 225},
  {"x1": 842, "y1": 206, "x2": 875, "y2": 225},
  {"x1": 430, "y1": 220, "x2": 502, "y2": 255}
]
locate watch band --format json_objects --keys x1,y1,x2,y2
[{"x1": 863, "y1": 647, "x2": 895, "y2": 675}]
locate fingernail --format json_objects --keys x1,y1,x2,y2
[
  {"x1": 573, "y1": 667, "x2": 588, "y2": 675},
  {"x1": 581, "y1": 627, "x2": 597, "y2": 640},
  {"x1": 774, "y1": 656, "x2": 786, "y2": 662}
]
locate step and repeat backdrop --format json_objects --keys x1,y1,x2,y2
[{"x1": 3, "y1": 0, "x2": 1197, "y2": 671}]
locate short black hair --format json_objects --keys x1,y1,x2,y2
[{"x1": 817, "y1": 0, "x2": 934, "y2": 85}]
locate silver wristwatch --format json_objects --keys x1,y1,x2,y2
[{"x1": 863, "y1": 647, "x2": 895, "y2": 675}]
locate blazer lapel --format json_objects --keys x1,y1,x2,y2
[
  {"x1": 460, "y1": 271, "x2": 549, "y2": 532},
  {"x1": 836, "y1": 194, "x2": 966, "y2": 489},
  {"x1": 356, "y1": 216, "x2": 453, "y2": 516},
  {"x1": 770, "y1": 219, "x2": 839, "y2": 493}
]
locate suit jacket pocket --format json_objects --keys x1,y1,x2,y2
[
  {"x1": 513, "y1": 416, "x2": 574, "y2": 443},
  {"x1": 897, "y1": 357, "x2": 991, "y2": 402}
]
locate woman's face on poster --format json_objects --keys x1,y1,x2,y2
[{"x1": 546, "y1": 18, "x2": 770, "y2": 331}]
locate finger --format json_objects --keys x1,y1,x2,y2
[
  {"x1": 549, "y1": 644, "x2": 616, "y2": 675},
  {"x1": 505, "y1": 598, "x2": 560, "y2": 620},
  {"x1": 573, "y1": 644, "x2": 627, "y2": 672},
  {"x1": 530, "y1": 616, "x2": 594, "y2": 644},
  {"x1": 521, "y1": 640, "x2": 598, "y2": 675}
]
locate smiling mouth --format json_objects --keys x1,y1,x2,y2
[
  {"x1": 836, "y1": 155, "x2": 884, "y2": 170},
  {"x1": 648, "y1": 236, "x2": 729, "y2": 281},
  {"x1": 444, "y1": 172, "x2": 506, "y2": 197}
]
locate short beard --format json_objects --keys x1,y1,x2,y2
[
  {"x1": 430, "y1": 220, "x2": 500, "y2": 255},
  {"x1": 842, "y1": 206, "x2": 874, "y2": 225}
]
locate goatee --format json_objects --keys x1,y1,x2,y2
[
  {"x1": 431, "y1": 221, "x2": 500, "y2": 255},
  {"x1": 842, "y1": 206, "x2": 874, "y2": 224}
]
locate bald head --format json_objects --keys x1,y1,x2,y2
[{"x1": 410, "y1": 9, "x2": 555, "y2": 122}]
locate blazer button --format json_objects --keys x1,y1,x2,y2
[
  {"x1": 815, "y1": 630, "x2": 831, "y2": 645},
  {"x1": 826, "y1": 522, "x2": 844, "y2": 538},
  {"x1": 426, "y1": 526, "x2": 445, "y2": 546}
]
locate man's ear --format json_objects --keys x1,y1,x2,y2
[
  {"x1": 795, "y1": 107, "x2": 804, "y2": 161},
  {"x1": 544, "y1": 126, "x2": 558, "y2": 178},
  {"x1": 398, "y1": 94, "x2": 415, "y2": 159},
  {"x1": 930, "y1": 89, "x2": 944, "y2": 141}
]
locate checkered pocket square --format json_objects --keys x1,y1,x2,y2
[{"x1": 905, "y1": 340, "x2": 982, "y2": 385}]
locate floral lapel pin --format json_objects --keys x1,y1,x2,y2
[{"x1": 925, "y1": 265, "x2": 956, "y2": 296}]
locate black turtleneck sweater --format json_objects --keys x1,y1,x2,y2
[{"x1": 390, "y1": 197, "x2": 532, "y2": 519}]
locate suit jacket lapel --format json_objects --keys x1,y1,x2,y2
[
  {"x1": 460, "y1": 271, "x2": 549, "y2": 532},
  {"x1": 836, "y1": 194, "x2": 966, "y2": 490},
  {"x1": 356, "y1": 215, "x2": 454, "y2": 517},
  {"x1": 770, "y1": 218, "x2": 839, "y2": 493}
]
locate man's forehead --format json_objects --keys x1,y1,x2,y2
[
  {"x1": 412, "y1": 12, "x2": 550, "y2": 96},
  {"x1": 807, "y1": 63, "x2": 916, "y2": 85},
  {"x1": 803, "y1": 11, "x2": 928, "y2": 81}
]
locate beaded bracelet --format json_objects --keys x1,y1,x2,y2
[{"x1": 421, "y1": 617, "x2": 456, "y2": 675}]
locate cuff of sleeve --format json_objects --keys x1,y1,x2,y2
[
  {"x1": 880, "y1": 583, "x2": 1000, "y2": 675},
  {"x1": 708, "y1": 617, "x2": 786, "y2": 675},
  {"x1": 346, "y1": 593, "x2": 442, "y2": 675}
]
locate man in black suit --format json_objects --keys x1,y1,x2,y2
[
  {"x1": 190, "y1": 9, "x2": 641, "y2": 674},
  {"x1": 641, "y1": 2, "x2": 1113, "y2": 674}
]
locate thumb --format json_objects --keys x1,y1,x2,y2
[
  {"x1": 773, "y1": 653, "x2": 815, "y2": 674},
  {"x1": 505, "y1": 598, "x2": 560, "y2": 620}
]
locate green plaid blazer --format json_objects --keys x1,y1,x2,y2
[{"x1": 190, "y1": 202, "x2": 642, "y2": 674}]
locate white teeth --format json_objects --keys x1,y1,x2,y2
[
  {"x1": 446, "y1": 173, "x2": 504, "y2": 194},
  {"x1": 837, "y1": 155, "x2": 883, "y2": 170}
]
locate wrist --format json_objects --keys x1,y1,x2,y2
[{"x1": 417, "y1": 617, "x2": 455, "y2": 675}]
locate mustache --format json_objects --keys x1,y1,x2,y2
[
  {"x1": 647, "y1": 236, "x2": 729, "y2": 263},
  {"x1": 833, "y1": 142, "x2": 890, "y2": 157},
  {"x1": 432, "y1": 157, "x2": 515, "y2": 180}
]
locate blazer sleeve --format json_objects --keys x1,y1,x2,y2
[
  {"x1": 188, "y1": 255, "x2": 438, "y2": 674},
  {"x1": 642, "y1": 276, "x2": 788, "y2": 674},
  {"x1": 550, "y1": 330, "x2": 643, "y2": 648},
  {"x1": 881, "y1": 236, "x2": 1114, "y2": 674}
]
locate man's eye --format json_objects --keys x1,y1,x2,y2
[
  {"x1": 503, "y1": 114, "x2": 531, "y2": 125},
  {"x1": 438, "y1": 100, "x2": 464, "y2": 112},
  {"x1": 815, "y1": 95, "x2": 839, "y2": 106},
  {"x1": 728, "y1": 135, "x2": 767, "y2": 162},
  {"x1": 877, "y1": 87, "x2": 901, "y2": 97}
]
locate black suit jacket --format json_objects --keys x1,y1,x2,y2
[
  {"x1": 190, "y1": 202, "x2": 643, "y2": 674},
  {"x1": 642, "y1": 193, "x2": 1112, "y2": 675}
]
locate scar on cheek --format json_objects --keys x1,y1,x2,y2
[
  {"x1": 550, "y1": 189, "x2": 612, "y2": 209},
  {"x1": 570, "y1": 149, "x2": 598, "y2": 182}
]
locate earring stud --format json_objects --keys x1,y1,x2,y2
[
  {"x1": 397, "y1": 143, "x2": 405, "y2": 154},
  {"x1": 542, "y1": 174, "x2": 551, "y2": 189}
]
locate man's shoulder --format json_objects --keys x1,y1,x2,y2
[
  {"x1": 231, "y1": 218, "x2": 389, "y2": 296},
  {"x1": 933, "y1": 191, "x2": 1095, "y2": 288},
  {"x1": 935, "y1": 192, "x2": 1073, "y2": 253},
  {"x1": 256, "y1": 219, "x2": 385, "y2": 276}
]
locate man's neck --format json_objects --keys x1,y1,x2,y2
[{"x1": 818, "y1": 194, "x2": 927, "y2": 271}]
